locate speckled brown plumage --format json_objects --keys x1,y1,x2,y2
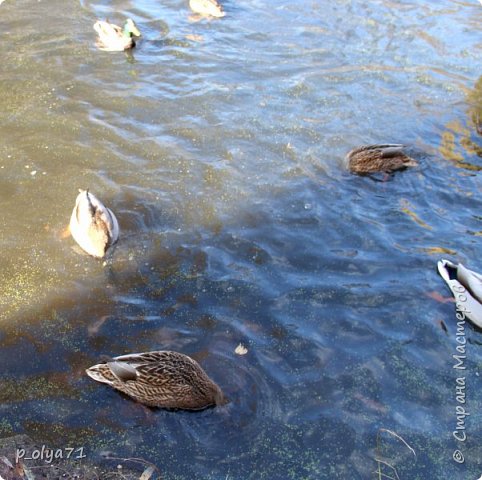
[
  {"x1": 86, "y1": 350, "x2": 226, "y2": 410},
  {"x1": 346, "y1": 144, "x2": 418, "y2": 174}
]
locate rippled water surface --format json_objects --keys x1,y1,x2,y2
[{"x1": 1, "y1": 0, "x2": 482, "y2": 478}]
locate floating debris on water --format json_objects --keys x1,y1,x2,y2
[{"x1": 235, "y1": 343, "x2": 248, "y2": 355}]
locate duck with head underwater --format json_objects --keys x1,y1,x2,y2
[
  {"x1": 86, "y1": 350, "x2": 226, "y2": 410},
  {"x1": 438, "y1": 259, "x2": 482, "y2": 329},
  {"x1": 346, "y1": 144, "x2": 418, "y2": 175},
  {"x1": 69, "y1": 189, "x2": 119, "y2": 258},
  {"x1": 93, "y1": 18, "x2": 141, "y2": 51}
]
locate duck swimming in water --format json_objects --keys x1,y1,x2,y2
[
  {"x1": 437, "y1": 259, "x2": 482, "y2": 329},
  {"x1": 69, "y1": 189, "x2": 119, "y2": 258},
  {"x1": 346, "y1": 144, "x2": 418, "y2": 174},
  {"x1": 189, "y1": 0, "x2": 225, "y2": 17},
  {"x1": 86, "y1": 350, "x2": 226, "y2": 410},
  {"x1": 93, "y1": 18, "x2": 141, "y2": 51}
]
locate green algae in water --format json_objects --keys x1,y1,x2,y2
[
  {"x1": 0, "y1": 253, "x2": 61, "y2": 322},
  {"x1": 0, "y1": 377, "x2": 78, "y2": 404}
]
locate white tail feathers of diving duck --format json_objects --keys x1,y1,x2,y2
[
  {"x1": 69, "y1": 189, "x2": 119, "y2": 258},
  {"x1": 437, "y1": 259, "x2": 482, "y2": 329}
]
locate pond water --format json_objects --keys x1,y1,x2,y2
[{"x1": 0, "y1": 0, "x2": 481, "y2": 478}]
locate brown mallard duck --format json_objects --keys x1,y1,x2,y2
[
  {"x1": 86, "y1": 350, "x2": 226, "y2": 410},
  {"x1": 69, "y1": 189, "x2": 119, "y2": 258},
  {"x1": 346, "y1": 144, "x2": 418, "y2": 174},
  {"x1": 189, "y1": 0, "x2": 225, "y2": 17},
  {"x1": 93, "y1": 18, "x2": 141, "y2": 52}
]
